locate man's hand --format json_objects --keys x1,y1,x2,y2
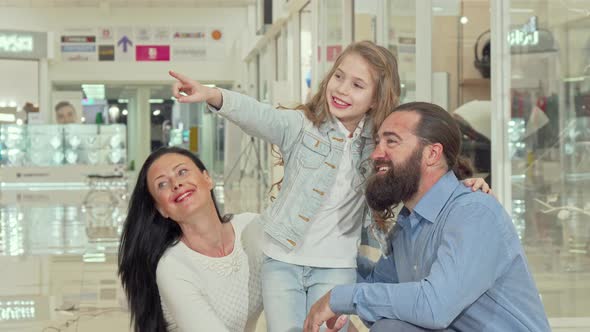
[{"x1": 304, "y1": 291, "x2": 343, "y2": 332}]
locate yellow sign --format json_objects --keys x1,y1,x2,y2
[{"x1": 189, "y1": 127, "x2": 199, "y2": 152}]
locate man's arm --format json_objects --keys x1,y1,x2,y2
[
  {"x1": 331, "y1": 203, "x2": 509, "y2": 329},
  {"x1": 356, "y1": 254, "x2": 398, "y2": 284}
]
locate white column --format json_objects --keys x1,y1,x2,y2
[
  {"x1": 376, "y1": 0, "x2": 387, "y2": 46},
  {"x1": 342, "y1": 0, "x2": 353, "y2": 45},
  {"x1": 200, "y1": 108, "x2": 216, "y2": 171},
  {"x1": 491, "y1": 0, "x2": 512, "y2": 210},
  {"x1": 416, "y1": 0, "x2": 432, "y2": 102},
  {"x1": 288, "y1": 14, "x2": 300, "y2": 101},
  {"x1": 311, "y1": 0, "x2": 321, "y2": 93},
  {"x1": 128, "y1": 87, "x2": 151, "y2": 170},
  {"x1": 38, "y1": 59, "x2": 50, "y2": 123}
]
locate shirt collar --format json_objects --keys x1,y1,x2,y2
[
  {"x1": 360, "y1": 116, "x2": 373, "y2": 138},
  {"x1": 408, "y1": 171, "x2": 462, "y2": 225},
  {"x1": 319, "y1": 115, "x2": 372, "y2": 139},
  {"x1": 335, "y1": 115, "x2": 366, "y2": 139}
]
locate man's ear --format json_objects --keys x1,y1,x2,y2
[{"x1": 424, "y1": 143, "x2": 444, "y2": 167}]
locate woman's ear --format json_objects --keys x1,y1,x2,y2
[
  {"x1": 203, "y1": 170, "x2": 214, "y2": 190},
  {"x1": 156, "y1": 205, "x2": 169, "y2": 219}
]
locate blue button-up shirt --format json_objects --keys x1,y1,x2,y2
[{"x1": 331, "y1": 171, "x2": 550, "y2": 331}]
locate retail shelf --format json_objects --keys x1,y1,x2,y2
[{"x1": 459, "y1": 78, "x2": 491, "y2": 86}]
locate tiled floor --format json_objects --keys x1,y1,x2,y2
[{"x1": 1, "y1": 184, "x2": 589, "y2": 331}]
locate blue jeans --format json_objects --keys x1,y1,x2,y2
[{"x1": 262, "y1": 255, "x2": 356, "y2": 332}]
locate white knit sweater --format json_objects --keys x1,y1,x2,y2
[{"x1": 156, "y1": 213, "x2": 263, "y2": 332}]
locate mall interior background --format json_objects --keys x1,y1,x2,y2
[{"x1": 0, "y1": 0, "x2": 589, "y2": 330}]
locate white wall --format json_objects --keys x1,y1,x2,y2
[
  {"x1": 0, "y1": 7, "x2": 248, "y2": 84},
  {"x1": 0, "y1": 59, "x2": 39, "y2": 110}
]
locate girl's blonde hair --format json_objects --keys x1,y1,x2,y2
[{"x1": 297, "y1": 40, "x2": 401, "y2": 134}]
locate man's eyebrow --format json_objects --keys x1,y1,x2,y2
[{"x1": 381, "y1": 131, "x2": 402, "y2": 140}]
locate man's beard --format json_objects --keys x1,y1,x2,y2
[{"x1": 365, "y1": 147, "x2": 423, "y2": 213}]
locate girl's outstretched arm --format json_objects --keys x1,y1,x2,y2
[{"x1": 170, "y1": 70, "x2": 223, "y2": 109}]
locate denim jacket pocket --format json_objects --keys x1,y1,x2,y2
[{"x1": 298, "y1": 133, "x2": 330, "y2": 169}]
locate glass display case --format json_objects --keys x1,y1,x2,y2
[
  {"x1": 0, "y1": 124, "x2": 126, "y2": 167},
  {"x1": 507, "y1": 1, "x2": 590, "y2": 318},
  {"x1": 0, "y1": 124, "x2": 127, "y2": 184}
]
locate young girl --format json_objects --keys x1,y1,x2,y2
[{"x1": 170, "y1": 41, "x2": 489, "y2": 331}]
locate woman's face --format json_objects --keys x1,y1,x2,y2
[{"x1": 146, "y1": 153, "x2": 213, "y2": 222}]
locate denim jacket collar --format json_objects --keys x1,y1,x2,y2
[{"x1": 318, "y1": 115, "x2": 373, "y2": 139}]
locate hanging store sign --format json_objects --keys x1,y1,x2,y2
[
  {"x1": 0, "y1": 30, "x2": 47, "y2": 59},
  {"x1": 508, "y1": 16, "x2": 538, "y2": 47},
  {"x1": 509, "y1": 16, "x2": 557, "y2": 53}
]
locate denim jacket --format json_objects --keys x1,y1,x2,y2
[{"x1": 212, "y1": 89, "x2": 375, "y2": 250}]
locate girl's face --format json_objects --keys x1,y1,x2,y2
[
  {"x1": 146, "y1": 153, "x2": 213, "y2": 222},
  {"x1": 325, "y1": 52, "x2": 377, "y2": 132}
]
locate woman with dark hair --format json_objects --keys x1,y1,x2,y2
[{"x1": 118, "y1": 147, "x2": 263, "y2": 332}]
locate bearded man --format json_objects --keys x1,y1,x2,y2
[{"x1": 304, "y1": 102, "x2": 550, "y2": 332}]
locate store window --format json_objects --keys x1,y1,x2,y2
[
  {"x1": 317, "y1": 0, "x2": 347, "y2": 78},
  {"x1": 300, "y1": 2, "x2": 312, "y2": 103},
  {"x1": 429, "y1": 1, "x2": 492, "y2": 182},
  {"x1": 508, "y1": 0, "x2": 590, "y2": 318},
  {"x1": 387, "y1": 0, "x2": 417, "y2": 103},
  {"x1": 353, "y1": 0, "x2": 378, "y2": 42}
]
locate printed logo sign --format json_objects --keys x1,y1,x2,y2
[
  {"x1": 136, "y1": 45, "x2": 170, "y2": 61},
  {"x1": 61, "y1": 36, "x2": 95, "y2": 43},
  {"x1": 99, "y1": 45, "x2": 115, "y2": 61},
  {"x1": 61, "y1": 45, "x2": 96, "y2": 52},
  {"x1": 172, "y1": 46, "x2": 207, "y2": 61}
]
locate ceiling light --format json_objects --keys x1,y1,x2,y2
[
  {"x1": 108, "y1": 106, "x2": 120, "y2": 117},
  {"x1": 81, "y1": 84, "x2": 105, "y2": 100},
  {"x1": 153, "y1": 109, "x2": 161, "y2": 116},
  {"x1": 122, "y1": 109, "x2": 128, "y2": 116},
  {"x1": 149, "y1": 99, "x2": 164, "y2": 103},
  {"x1": 460, "y1": 16, "x2": 469, "y2": 24}
]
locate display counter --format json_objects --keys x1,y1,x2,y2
[{"x1": 0, "y1": 124, "x2": 126, "y2": 185}]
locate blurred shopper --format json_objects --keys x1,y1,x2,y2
[{"x1": 54, "y1": 101, "x2": 77, "y2": 124}]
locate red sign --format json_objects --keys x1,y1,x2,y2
[
  {"x1": 61, "y1": 36, "x2": 95, "y2": 43},
  {"x1": 326, "y1": 45, "x2": 342, "y2": 62},
  {"x1": 317, "y1": 45, "x2": 343, "y2": 62},
  {"x1": 136, "y1": 45, "x2": 170, "y2": 61}
]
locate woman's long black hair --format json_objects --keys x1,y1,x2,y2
[{"x1": 118, "y1": 147, "x2": 228, "y2": 331}]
